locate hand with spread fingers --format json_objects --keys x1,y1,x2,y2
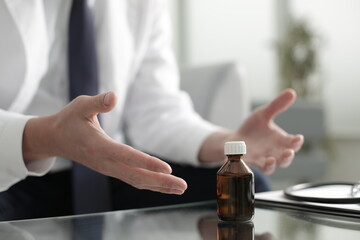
[
  {"x1": 231, "y1": 89, "x2": 304, "y2": 174},
  {"x1": 22, "y1": 91, "x2": 187, "y2": 195},
  {"x1": 199, "y1": 89, "x2": 304, "y2": 175}
]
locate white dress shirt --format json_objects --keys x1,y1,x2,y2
[{"x1": 0, "y1": 0, "x2": 219, "y2": 191}]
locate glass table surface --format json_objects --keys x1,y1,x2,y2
[{"x1": 1, "y1": 200, "x2": 360, "y2": 239}]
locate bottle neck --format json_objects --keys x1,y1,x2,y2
[{"x1": 227, "y1": 154, "x2": 244, "y2": 161}]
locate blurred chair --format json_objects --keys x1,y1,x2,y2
[
  {"x1": 180, "y1": 62, "x2": 250, "y2": 130},
  {"x1": 180, "y1": 62, "x2": 327, "y2": 189}
]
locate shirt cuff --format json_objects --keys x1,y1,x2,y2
[
  {"x1": 180, "y1": 120, "x2": 222, "y2": 167},
  {"x1": 0, "y1": 113, "x2": 55, "y2": 191}
]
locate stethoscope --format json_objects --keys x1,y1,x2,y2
[{"x1": 284, "y1": 182, "x2": 360, "y2": 204}]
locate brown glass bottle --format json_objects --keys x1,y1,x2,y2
[{"x1": 217, "y1": 141, "x2": 254, "y2": 222}]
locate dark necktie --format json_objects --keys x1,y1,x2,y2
[{"x1": 68, "y1": 0, "x2": 111, "y2": 214}]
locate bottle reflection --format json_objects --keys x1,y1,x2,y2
[{"x1": 217, "y1": 221, "x2": 254, "y2": 240}]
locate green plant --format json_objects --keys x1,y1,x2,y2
[{"x1": 276, "y1": 19, "x2": 319, "y2": 98}]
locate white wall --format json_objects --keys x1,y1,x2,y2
[
  {"x1": 180, "y1": 0, "x2": 278, "y2": 101},
  {"x1": 169, "y1": 0, "x2": 360, "y2": 139},
  {"x1": 292, "y1": 0, "x2": 360, "y2": 138}
]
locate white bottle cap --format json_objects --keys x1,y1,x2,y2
[{"x1": 224, "y1": 141, "x2": 246, "y2": 155}]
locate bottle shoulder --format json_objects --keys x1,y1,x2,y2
[{"x1": 217, "y1": 159, "x2": 253, "y2": 176}]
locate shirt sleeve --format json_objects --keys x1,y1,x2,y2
[
  {"x1": 124, "y1": 0, "x2": 221, "y2": 166},
  {"x1": 0, "y1": 110, "x2": 55, "y2": 191}
]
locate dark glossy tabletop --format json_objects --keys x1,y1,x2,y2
[{"x1": 1, "y1": 200, "x2": 360, "y2": 239}]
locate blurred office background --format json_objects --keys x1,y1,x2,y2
[{"x1": 168, "y1": 0, "x2": 360, "y2": 189}]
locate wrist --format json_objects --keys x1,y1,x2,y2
[
  {"x1": 22, "y1": 115, "x2": 56, "y2": 164},
  {"x1": 198, "y1": 130, "x2": 231, "y2": 164}
]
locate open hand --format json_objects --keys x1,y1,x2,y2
[
  {"x1": 229, "y1": 89, "x2": 304, "y2": 174},
  {"x1": 23, "y1": 92, "x2": 187, "y2": 195}
]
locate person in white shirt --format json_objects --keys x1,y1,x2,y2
[{"x1": 0, "y1": 0, "x2": 303, "y2": 220}]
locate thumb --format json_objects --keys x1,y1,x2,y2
[
  {"x1": 262, "y1": 88, "x2": 296, "y2": 121},
  {"x1": 81, "y1": 91, "x2": 117, "y2": 118}
]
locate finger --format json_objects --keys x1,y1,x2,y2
[
  {"x1": 279, "y1": 149, "x2": 294, "y2": 168},
  {"x1": 115, "y1": 164, "x2": 188, "y2": 194},
  {"x1": 142, "y1": 185, "x2": 185, "y2": 195},
  {"x1": 245, "y1": 156, "x2": 276, "y2": 175},
  {"x1": 261, "y1": 157, "x2": 276, "y2": 175},
  {"x1": 261, "y1": 141, "x2": 294, "y2": 168},
  {"x1": 101, "y1": 140, "x2": 173, "y2": 174},
  {"x1": 80, "y1": 91, "x2": 118, "y2": 118},
  {"x1": 262, "y1": 89, "x2": 296, "y2": 121},
  {"x1": 278, "y1": 133, "x2": 304, "y2": 153},
  {"x1": 291, "y1": 134, "x2": 304, "y2": 152},
  {"x1": 273, "y1": 130, "x2": 304, "y2": 153}
]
